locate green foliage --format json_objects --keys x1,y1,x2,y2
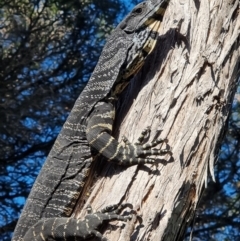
[
  {"x1": 0, "y1": 0, "x2": 239, "y2": 240},
  {"x1": 0, "y1": 0, "x2": 126, "y2": 239}
]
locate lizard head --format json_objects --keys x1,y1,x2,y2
[{"x1": 118, "y1": 0, "x2": 169, "y2": 33}]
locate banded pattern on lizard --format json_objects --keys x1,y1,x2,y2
[
  {"x1": 23, "y1": 203, "x2": 132, "y2": 241},
  {"x1": 12, "y1": 0, "x2": 170, "y2": 240}
]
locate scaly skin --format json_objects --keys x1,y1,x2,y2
[{"x1": 12, "y1": 1, "x2": 170, "y2": 240}]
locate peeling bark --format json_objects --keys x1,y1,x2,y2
[{"x1": 74, "y1": 0, "x2": 240, "y2": 240}]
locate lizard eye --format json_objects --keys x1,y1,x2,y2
[{"x1": 133, "y1": 7, "x2": 143, "y2": 14}]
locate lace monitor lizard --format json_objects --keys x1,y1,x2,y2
[
  {"x1": 23, "y1": 203, "x2": 133, "y2": 241},
  {"x1": 12, "y1": 0, "x2": 170, "y2": 240}
]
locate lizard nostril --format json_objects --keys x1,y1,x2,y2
[{"x1": 133, "y1": 7, "x2": 143, "y2": 14}]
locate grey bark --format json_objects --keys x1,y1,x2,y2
[{"x1": 74, "y1": 0, "x2": 240, "y2": 240}]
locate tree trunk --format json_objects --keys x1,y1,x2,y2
[{"x1": 74, "y1": 0, "x2": 240, "y2": 240}]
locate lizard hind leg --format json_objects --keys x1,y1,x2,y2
[
  {"x1": 42, "y1": 204, "x2": 133, "y2": 241},
  {"x1": 100, "y1": 203, "x2": 133, "y2": 214},
  {"x1": 82, "y1": 203, "x2": 132, "y2": 240}
]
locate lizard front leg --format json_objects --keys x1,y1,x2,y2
[{"x1": 86, "y1": 101, "x2": 170, "y2": 165}]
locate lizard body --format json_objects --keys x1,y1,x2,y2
[{"x1": 12, "y1": 0, "x2": 170, "y2": 240}]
